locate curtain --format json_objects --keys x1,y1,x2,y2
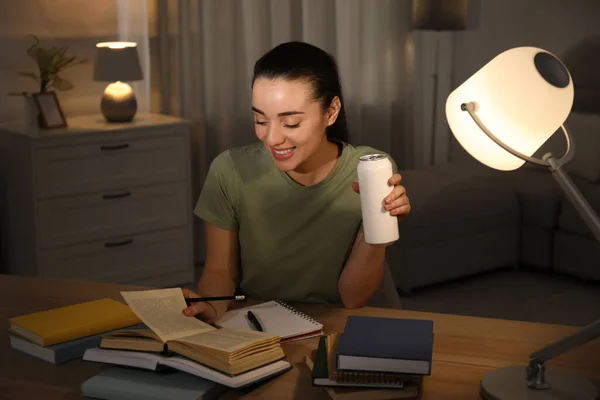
[
  {"x1": 116, "y1": 0, "x2": 152, "y2": 115},
  {"x1": 149, "y1": 0, "x2": 419, "y2": 263}
]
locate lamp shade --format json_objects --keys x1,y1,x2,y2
[
  {"x1": 93, "y1": 42, "x2": 143, "y2": 82},
  {"x1": 445, "y1": 47, "x2": 574, "y2": 170}
]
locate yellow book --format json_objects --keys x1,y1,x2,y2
[{"x1": 8, "y1": 298, "x2": 142, "y2": 347}]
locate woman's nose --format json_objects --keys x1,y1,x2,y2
[{"x1": 265, "y1": 124, "x2": 285, "y2": 147}]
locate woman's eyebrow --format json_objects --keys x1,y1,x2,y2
[{"x1": 251, "y1": 106, "x2": 304, "y2": 117}]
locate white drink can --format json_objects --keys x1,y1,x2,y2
[{"x1": 357, "y1": 154, "x2": 400, "y2": 245}]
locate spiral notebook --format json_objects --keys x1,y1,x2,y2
[{"x1": 215, "y1": 300, "x2": 323, "y2": 343}]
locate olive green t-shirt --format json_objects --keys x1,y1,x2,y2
[{"x1": 194, "y1": 141, "x2": 397, "y2": 304}]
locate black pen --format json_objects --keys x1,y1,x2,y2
[
  {"x1": 247, "y1": 311, "x2": 264, "y2": 332},
  {"x1": 185, "y1": 295, "x2": 245, "y2": 304}
]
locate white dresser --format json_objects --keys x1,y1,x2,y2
[{"x1": 0, "y1": 113, "x2": 194, "y2": 287}]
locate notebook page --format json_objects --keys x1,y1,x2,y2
[{"x1": 215, "y1": 301, "x2": 322, "y2": 339}]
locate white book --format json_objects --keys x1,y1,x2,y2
[
  {"x1": 215, "y1": 300, "x2": 324, "y2": 343},
  {"x1": 83, "y1": 347, "x2": 291, "y2": 389}
]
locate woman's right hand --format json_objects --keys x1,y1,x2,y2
[{"x1": 181, "y1": 288, "x2": 218, "y2": 323}]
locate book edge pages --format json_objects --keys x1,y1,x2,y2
[{"x1": 163, "y1": 356, "x2": 292, "y2": 389}]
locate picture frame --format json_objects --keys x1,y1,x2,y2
[{"x1": 33, "y1": 91, "x2": 67, "y2": 129}]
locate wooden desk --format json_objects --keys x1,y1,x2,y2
[{"x1": 1, "y1": 275, "x2": 599, "y2": 400}]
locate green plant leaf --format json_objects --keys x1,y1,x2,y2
[
  {"x1": 17, "y1": 71, "x2": 40, "y2": 82},
  {"x1": 51, "y1": 75, "x2": 74, "y2": 91},
  {"x1": 24, "y1": 34, "x2": 85, "y2": 91},
  {"x1": 64, "y1": 58, "x2": 87, "y2": 69}
]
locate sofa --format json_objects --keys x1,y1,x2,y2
[{"x1": 387, "y1": 111, "x2": 600, "y2": 294}]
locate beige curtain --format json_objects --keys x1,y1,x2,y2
[{"x1": 149, "y1": 0, "x2": 417, "y2": 263}]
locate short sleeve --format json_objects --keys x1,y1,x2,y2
[{"x1": 193, "y1": 151, "x2": 240, "y2": 231}]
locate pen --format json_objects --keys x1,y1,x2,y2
[
  {"x1": 247, "y1": 311, "x2": 264, "y2": 332},
  {"x1": 185, "y1": 295, "x2": 246, "y2": 304}
]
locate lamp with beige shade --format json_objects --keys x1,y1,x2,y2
[{"x1": 93, "y1": 41, "x2": 143, "y2": 122}]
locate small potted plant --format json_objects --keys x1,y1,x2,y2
[{"x1": 9, "y1": 35, "x2": 86, "y2": 127}]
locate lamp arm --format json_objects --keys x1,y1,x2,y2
[
  {"x1": 526, "y1": 155, "x2": 600, "y2": 387},
  {"x1": 527, "y1": 320, "x2": 600, "y2": 385},
  {"x1": 461, "y1": 102, "x2": 549, "y2": 166},
  {"x1": 462, "y1": 102, "x2": 600, "y2": 389},
  {"x1": 545, "y1": 155, "x2": 600, "y2": 244},
  {"x1": 461, "y1": 102, "x2": 575, "y2": 167},
  {"x1": 462, "y1": 101, "x2": 600, "y2": 243}
]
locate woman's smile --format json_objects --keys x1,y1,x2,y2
[{"x1": 271, "y1": 146, "x2": 296, "y2": 161}]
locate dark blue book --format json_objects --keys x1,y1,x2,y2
[
  {"x1": 9, "y1": 324, "x2": 146, "y2": 364},
  {"x1": 337, "y1": 316, "x2": 434, "y2": 375},
  {"x1": 81, "y1": 366, "x2": 226, "y2": 400}
]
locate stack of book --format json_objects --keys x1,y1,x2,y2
[
  {"x1": 81, "y1": 288, "x2": 293, "y2": 398},
  {"x1": 8, "y1": 298, "x2": 144, "y2": 364},
  {"x1": 306, "y1": 315, "x2": 434, "y2": 399}
]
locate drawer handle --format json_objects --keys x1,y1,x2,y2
[
  {"x1": 100, "y1": 143, "x2": 129, "y2": 151},
  {"x1": 102, "y1": 191, "x2": 131, "y2": 200},
  {"x1": 105, "y1": 239, "x2": 134, "y2": 248}
]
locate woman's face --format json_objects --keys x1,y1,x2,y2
[{"x1": 252, "y1": 77, "x2": 336, "y2": 172}]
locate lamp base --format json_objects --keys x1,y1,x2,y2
[
  {"x1": 101, "y1": 81, "x2": 137, "y2": 123},
  {"x1": 480, "y1": 366, "x2": 598, "y2": 400}
]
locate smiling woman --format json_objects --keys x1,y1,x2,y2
[
  {"x1": 181, "y1": 42, "x2": 411, "y2": 323},
  {"x1": 250, "y1": 76, "x2": 342, "y2": 186}
]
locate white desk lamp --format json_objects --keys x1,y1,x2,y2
[{"x1": 446, "y1": 46, "x2": 600, "y2": 399}]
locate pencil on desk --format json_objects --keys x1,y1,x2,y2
[{"x1": 185, "y1": 295, "x2": 246, "y2": 303}]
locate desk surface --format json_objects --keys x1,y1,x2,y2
[{"x1": 1, "y1": 274, "x2": 599, "y2": 400}]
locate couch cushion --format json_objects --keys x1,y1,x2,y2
[
  {"x1": 397, "y1": 169, "x2": 519, "y2": 246},
  {"x1": 557, "y1": 176, "x2": 600, "y2": 237},
  {"x1": 554, "y1": 230, "x2": 600, "y2": 281},
  {"x1": 520, "y1": 226, "x2": 553, "y2": 268},
  {"x1": 429, "y1": 164, "x2": 563, "y2": 229},
  {"x1": 479, "y1": 168, "x2": 563, "y2": 229}
]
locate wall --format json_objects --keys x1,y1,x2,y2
[
  {"x1": 448, "y1": 0, "x2": 600, "y2": 164},
  {"x1": 0, "y1": 0, "x2": 150, "y2": 124}
]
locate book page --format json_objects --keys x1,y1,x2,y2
[
  {"x1": 178, "y1": 328, "x2": 278, "y2": 353},
  {"x1": 121, "y1": 288, "x2": 215, "y2": 342}
]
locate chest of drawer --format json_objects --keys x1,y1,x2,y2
[
  {"x1": 39, "y1": 227, "x2": 190, "y2": 283},
  {"x1": 34, "y1": 134, "x2": 188, "y2": 198},
  {"x1": 37, "y1": 182, "x2": 189, "y2": 248}
]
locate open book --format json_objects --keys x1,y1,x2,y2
[{"x1": 99, "y1": 288, "x2": 285, "y2": 376}]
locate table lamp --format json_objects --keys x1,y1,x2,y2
[
  {"x1": 93, "y1": 41, "x2": 143, "y2": 122},
  {"x1": 446, "y1": 46, "x2": 600, "y2": 399}
]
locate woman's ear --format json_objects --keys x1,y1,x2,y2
[{"x1": 325, "y1": 96, "x2": 342, "y2": 127}]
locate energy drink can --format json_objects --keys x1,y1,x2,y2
[{"x1": 357, "y1": 154, "x2": 400, "y2": 245}]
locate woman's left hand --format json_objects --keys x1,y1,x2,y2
[{"x1": 352, "y1": 173, "x2": 411, "y2": 221}]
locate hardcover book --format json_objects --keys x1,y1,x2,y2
[
  {"x1": 83, "y1": 347, "x2": 292, "y2": 390},
  {"x1": 8, "y1": 298, "x2": 142, "y2": 347},
  {"x1": 98, "y1": 288, "x2": 285, "y2": 376},
  {"x1": 337, "y1": 316, "x2": 434, "y2": 375},
  {"x1": 81, "y1": 366, "x2": 227, "y2": 400},
  {"x1": 9, "y1": 324, "x2": 145, "y2": 364},
  {"x1": 305, "y1": 336, "x2": 420, "y2": 399}
]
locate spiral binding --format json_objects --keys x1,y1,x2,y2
[{"x1": 274, "y1": 300, "x2": 321, "y2": 326}]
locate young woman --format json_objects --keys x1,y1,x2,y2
[{"x1": 182, "y1": 41, "x2": 411, "y2": 323}]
